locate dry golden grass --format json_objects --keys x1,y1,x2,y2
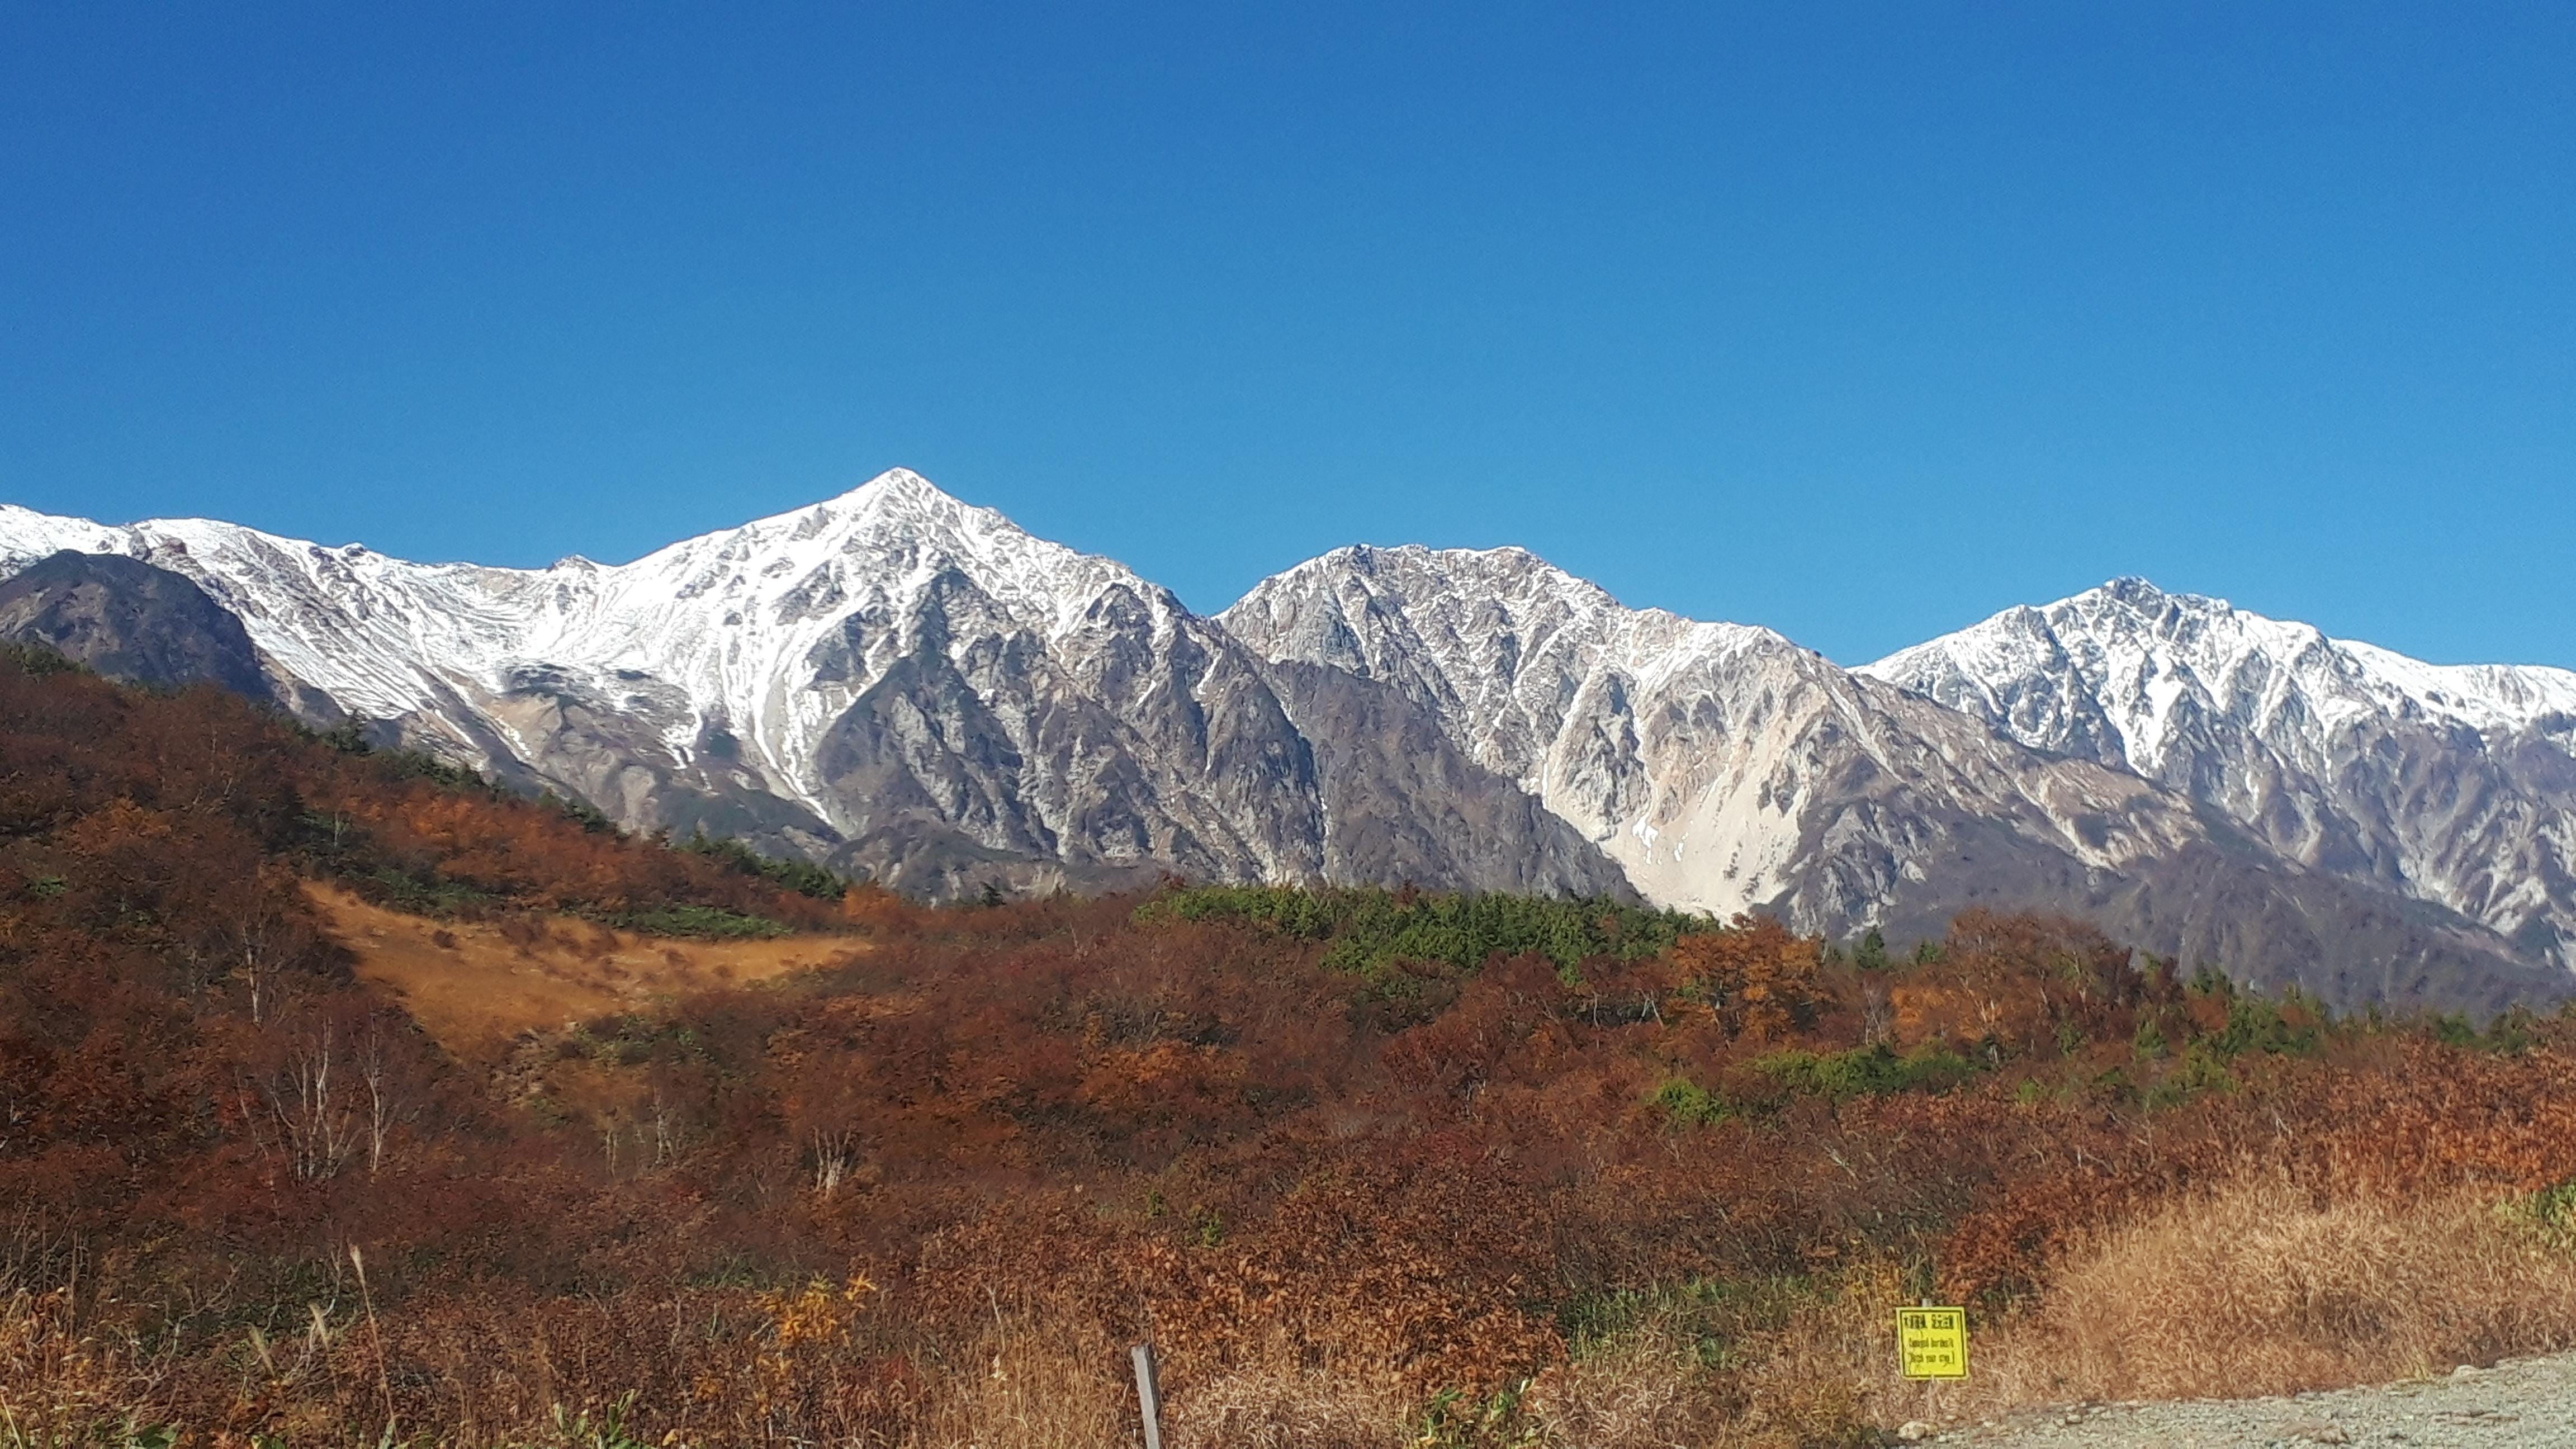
[
  {"x1": 904, "y1": 1325, "x2": 1419, "y2": 1449},
  {"x1": 1525, "y1": 1327, "x2": 1721, "y2": 1448},
  {"x1": 1164, "y1": 1365, "x2": 1412, "y2": 1449},
  {"x1": 905, "y1": 1311, "x2": 1134, "y2": 1449},
  {"x1": 1512, "y1": 1181, "x2": 2576, "y2": 1445},
  {"x1": 311, "y1": 884, "x2": 863, "y2": 1060},
  {"x1": 1969, "y1": 1176, "x2": 2576, "y2": 1409},
  {"x1": 2, "y1": 1196, "x2": 2568, "y2": 1449},
  {"x1": 924, "y1": 1197, "x2": 2551, "y2": 1449},
  {"x1": 0, "y1": 1289, "x2": 167, "y2": 1444}
]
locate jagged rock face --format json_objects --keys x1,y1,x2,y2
[
  {"x1": 1220, "y1": 545, "x2": 2180, "y2": 918},
  {"x1": 3, "y1": 480, "x2": 2569, "y2": 1008},
  {"x1": 0, "y1": 476, "x2": 1636, "y2": 902},
  {"x1": 797, "y1": 556, "x2": 1327, "y2": 891},
  {"x1": 1864, "y1": 579, "x2": 2576, "y2": 971},
  {"x1": 0, "y1": 475, "x2": 1337, "y2": 893},
  {"x1": 1258, "y1": 659, "x2": 1636, "y2": 898},
  {"x1": 1221, "y1": 546, "x2": 2572, "y2": 1011}
]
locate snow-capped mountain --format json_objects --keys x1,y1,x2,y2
[
  {"x1": 0, "y1": 472, "x2": 1623, "y2": 898},
  {"x1": 2, "y1": 476, "x2": 2567, "y2": 1010},
  {"x1": 1221, "y1": 544, "x2": 2167, "y2": 916},
  {"x1": 1864, "y1": 578, "x2": 2576, "y2": 970},
  {"x1": 1221, "y1": 546, "x2": 2570, "y2": 1011}
]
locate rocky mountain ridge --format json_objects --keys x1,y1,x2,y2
[
  {"x1": 0, "y1": 473, "x2": 1623, "y2": 901},
  {"x1": 1864, "y1": 579, "x2": 2576, "y2": 972},
  {"x1": 2, "y1": 472, "x2": 2568, "y2": 1009},
  {"x1": 1218, "y1": 544, "x2": 2570, "y2": 1011}
]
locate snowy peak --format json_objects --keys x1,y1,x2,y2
[
  {"x1": 0, "y1": 471, "x2": 1205, "y2": 810},
  {"x1": 609, "y1": 466, "x2": 1170, "y2": 645},
  {"x1": 0, "y1": 473, "x2": 1377, "y2": 901},
  {"x1": 1864, "y1": 577, "x2": 2576, "y2": 973},
  {"x1": 1867, "y1": 577, "x2": 2576, "y2": 760},
  {"x1": 1252, "y1": 542, "x2": 1626, "y2": 618},
  {"x1": 684, "y1": 466, "x2": 1008, "y2": 562},
  {"x1": 1227, "y1": 543, "x2": 1966, "y2": 918},
  {"x1": 1223, "y1": 542, "x2": 1790, "y2": 695},
  {"x1": 0, "y1": 469, "x2": 1177, "y2": 712}
]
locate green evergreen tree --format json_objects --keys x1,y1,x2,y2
[{"x1": 1855, "y1": 927, "x2": 1888, "y2": 972}]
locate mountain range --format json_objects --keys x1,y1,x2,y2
[{"x1": 4, "y1": 468, "x2": 2570, "y2": 1013}]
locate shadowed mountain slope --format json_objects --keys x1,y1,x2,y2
[{"x1": 0, "y1": 550, "x2": 280, "y2": 703}]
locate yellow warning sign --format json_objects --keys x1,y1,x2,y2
[{"x1": 1896, "y1": 1306, "x2": 1968, "y2": 1379}]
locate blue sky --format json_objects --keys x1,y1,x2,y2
[{"x1": 3, "y1": 3, "x2": 2571, "y2": 666}]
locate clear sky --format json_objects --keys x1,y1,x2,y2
[{"x1": 3, "y1": 3, "x2": 2571, "y2": 666}]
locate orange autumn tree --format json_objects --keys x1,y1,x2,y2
[
  {"x1": 1668, "y1": 914, "x2": 1825, "y2": 1043},
  {"x1": 1890, "y1": 909, "x2": 2161, "y2": 1057}
]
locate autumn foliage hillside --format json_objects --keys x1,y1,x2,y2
[{"x1": 2, "y1": 651, "x2": 2575, "y2": 1446}]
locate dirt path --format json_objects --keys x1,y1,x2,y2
[{"x1": 1920, "y1": 1351, "x2": 2576, "y2": 1447}]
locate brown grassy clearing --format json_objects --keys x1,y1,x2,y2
[{"x1": 311, "y1": 883, "x2": 862, "y2": 1060}]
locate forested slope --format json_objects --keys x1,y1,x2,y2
[{"x1": 3, "y1": 652, "x2": 2576, "y2": 1446}]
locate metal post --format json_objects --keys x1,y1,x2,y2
[{"x1": 1131, "y1": 1342, "x2": 1165, "y2": 1449}]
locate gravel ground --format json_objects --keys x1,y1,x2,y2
[{"x1": 1912, "y1": 1351, "x2": 2576, "y2": 1447}]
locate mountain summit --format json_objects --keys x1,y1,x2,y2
[{"x1": 1865, "y1": 579, "x2": 2576, "y2": 971}]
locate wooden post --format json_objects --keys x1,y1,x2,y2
[{"x1": 1131, "y1": 1342, "x2": 1166, "y2": 1449}]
